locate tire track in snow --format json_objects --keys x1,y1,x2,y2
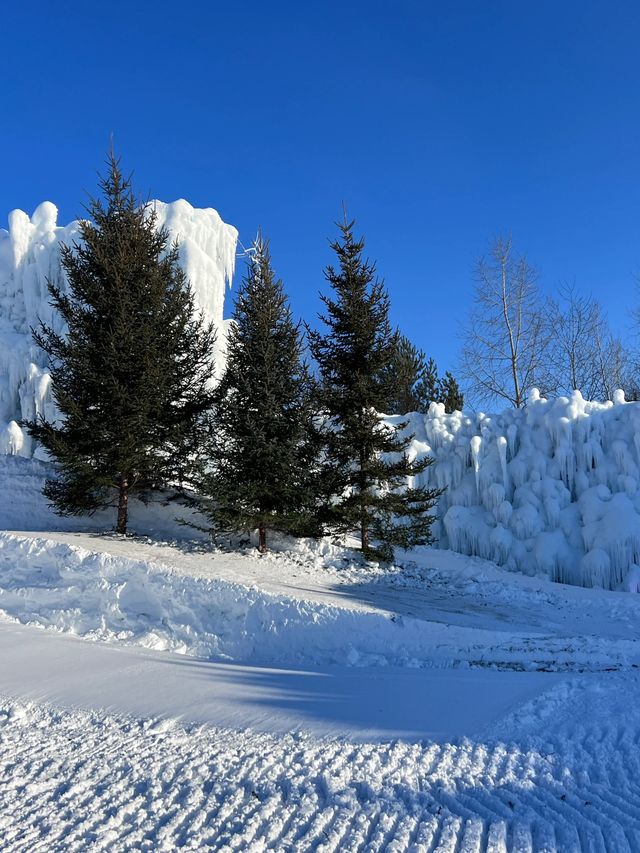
[{"x1": 2, "y1": 698, "x2": 640, "y2": 852}]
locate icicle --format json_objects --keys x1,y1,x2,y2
[
  {"x1": 496, "y1": 436, "x2": 509, "y2": 492},
  {"x1": 470, "y1": 435, "x2": 482, "y2": 496}
]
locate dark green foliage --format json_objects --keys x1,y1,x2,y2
[
  {"x1": 309, "y1": 218, "x2": 443, "y2": 563},
  {"x1": 439, "y1": 371, "x2": 464, "y2": 413},
  {"x1": 384, "y1": 334, "x2": 429, "y2": 414},
  {"x1": 386, "y1": 334, "x2": 464, "y2": 414},
  {"x1": 199, "y1": 235, "x2": 321, "y2": 552},
  {"x1": 418, "y1": 358, "x2": 440, "y2": 409},
  {"x1": 25, "y1": 153, "x2": 216, "y2": 534}
]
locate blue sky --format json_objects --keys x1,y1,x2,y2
[{"x1": 2, "y1": 1, "x2": 639, "y2": 374}]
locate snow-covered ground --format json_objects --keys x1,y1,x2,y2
[
  {"x1": 0, "y1": 453, "x2": 639, "y2": 849},
  {"x1": 5, "y1": 674, "x2": 640, "y2": 852},
  {"x1": 2, "y1": 518, "x2": 640, "y2": 850}
]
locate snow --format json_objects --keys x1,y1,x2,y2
[
  {"x1": 0, "y1": 199, "x2": 237, "y2": 458},
  {"x1": 1, "y1": 530, "x2": 640, "y2": 849},
  {"x1": 6, "y1": 680, "x2": 640, "y2": 852},
  {"x1": 3, "y1": 527, "x2": 640, "y2": 673},
  {"x1": 397, "y1": 391, "x2": 640, "y2": 589},
  {"x1": 1, "y1": 456, "x2": 640, "y2": 846},
  {"x1": 0, "y1": 621, "x2": 558, "y2": 742}
]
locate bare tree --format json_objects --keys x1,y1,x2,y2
[
  {"x1": 459, "y1": 236, "x2": 550, "y2": 408},
  {"x1": 546, "y1": 283, "x2": 629, "y2": 401}
]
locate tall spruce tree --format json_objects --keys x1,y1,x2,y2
[
  {"x1": 199, "y1": 235, "x2": 320, "y2": 552},
  {"x1": 309, "y1": 217, "x2": 443, "y2": 562},
  {"x1": 25, "y1": 153, "x2": 216, "y2": 534}
]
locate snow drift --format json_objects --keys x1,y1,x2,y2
[
  {"x1": 400, "y1": 388, "x2": 640, "y2": 590},
  {"x1": 0, "y1": 199, "x2": 237, "y2": 457}
]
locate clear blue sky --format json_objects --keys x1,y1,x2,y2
[{"x1": 2, "y1": 1, "x2": 639, "y2": 373}]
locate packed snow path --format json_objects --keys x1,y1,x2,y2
[{"x1": 3, "y1": 677, "x2": 640, "y2": 852}]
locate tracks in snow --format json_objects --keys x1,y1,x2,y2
[{"x1": 1, "y1": 697, "x2": 640, "y2": 852}]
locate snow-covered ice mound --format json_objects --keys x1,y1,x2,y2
[
  {"x1": 0, "y1": 199, "x2": 237, "y2": 457},
  {"x1": 400, "y1": 388, "x2": 640, "y2": 590}
]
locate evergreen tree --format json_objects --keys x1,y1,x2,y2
[
  {"x1": 199, "y1": 235, "x2": 320, "y2": 552},
  {"x1": 25, "y1": 153, "x2": 216, "y2": 535},
  {"x1": 438, "y1": 371, "x2": 464, "y2": 413},
  {"x1": 309, "y1": 217, "x2": 443, "y2": 562},
  {"x1": 386, "y1": 336, "x2": 464, "y2": 415},
  {"x1": 416, "y1": 357, "x2": 440, "y2": 410},
  {"x1": 385, "y1": 333, "x2": 429, "y2": 414}
]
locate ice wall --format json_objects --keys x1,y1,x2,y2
[
  {"x1": 395, "y1": 389, "x2": 640, "y2": 590},
  {"x1": 0, "y1": 199, "x2": 237, "y2": 457}
]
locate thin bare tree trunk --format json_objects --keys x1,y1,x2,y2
[{"x1": 500, "y1": 252, "x2": 522, "y2": 408}]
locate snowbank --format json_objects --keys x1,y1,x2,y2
[
  {"x1": 399, "y1": 389, "x2": 640, "y2": 590},
  {"x1": 0, "y1": 200, "x2": 237, "y2": 457},
  {"x1": 0, "y1": 532, "x2": 464, "y2": 668},
  {"x1": 0, "y1": 455, "x2": 208, "y2": 541},
  {"x1": 1, "y1": 531, "x2": 638, "y2": 671}
]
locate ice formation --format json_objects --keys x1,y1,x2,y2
[
  {"x1": 397, "y1": 389, "x2": 640, "y2": 590},
  {"x1": 0, "y1": 200, "x2": 237, "y2": 457}
]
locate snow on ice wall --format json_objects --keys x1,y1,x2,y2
[
  {"x1": 397, "y1": 389, "x2": 640, "y2": 591},
  {"x1": 0, "y1": 199, "x2": 237, "y2": 457}
]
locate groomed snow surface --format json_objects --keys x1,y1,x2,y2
[{"x1": 2, "y1": 460, "x2": 640, "y2": 850}]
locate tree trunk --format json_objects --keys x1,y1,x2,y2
[
  {"x1": 258, "y1": 523, "x2": 267, "y2": 554},
  {"x1": 117, "y1": 475, "x2": 129, "y2": 535},
  {"x1": 359, "y1": 448, "x2": 369, "y2": 553},
  {"x1": 360, "y1": 513, "x2": 369, "y2": 553}
]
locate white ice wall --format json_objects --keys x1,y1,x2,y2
[
  {"x1": 0, "y1": 199, "x2": 237, "y2": 457},
  {"x1": 395, "y1": 389, "x2": 640, "y2": 590}
]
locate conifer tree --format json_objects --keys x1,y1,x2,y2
[
  {"x1": 309, "y1": 217, "x2": 443, "y2": 562},
  {"x1": 25, "y1": 153, "x2": 216, "y2": 535},
  {"x1": 386, "y1": 336, "x2": 464, "y2": 415},
  {"x1": 384, "y1": 334, "x2": 427, "y2": 414},
  {"x1": 417, "y1": 357, "x2": 440, "y2": 410},
  {"x1": 199, "y1": 235, "x2": 320, "y2": 552},
  {"x1": 438, "y1": 371, "x2": 464, "y2": 413}
]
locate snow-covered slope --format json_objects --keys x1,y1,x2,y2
[
  {"x1": 0, "y1": 199, "x2": 237, "y2": 457},
  {"x1": 401, "y1": 389, "x2": 640, "y2": 590}
]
